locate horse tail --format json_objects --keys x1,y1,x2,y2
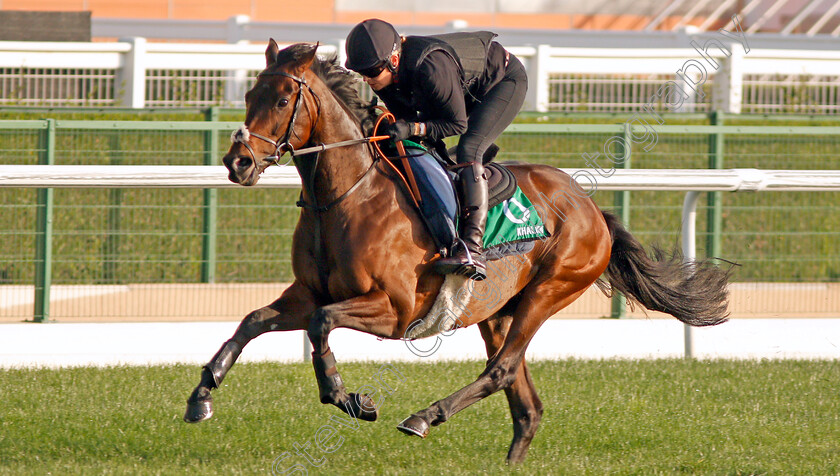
[{"x1": 598, "y1": 211, "x2": 730, "y2": 327}]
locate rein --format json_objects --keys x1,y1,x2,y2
[{"x1": 233, "y1": 127, "x2": 389, "y2": 165}]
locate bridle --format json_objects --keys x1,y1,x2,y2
[
  {"x1": 230, "y1": 70, "x2": 320, "y2": 167},
  {"x1": 230, "y1": 69, "x2": 391, "y2": 172}
]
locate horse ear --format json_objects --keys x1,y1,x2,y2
[
  {"x1": 293, "y1": 42, "x2": 319, "y2": 75},
  {"x1": 266, "y1": 38, "x2": 280, "y2": 67}
]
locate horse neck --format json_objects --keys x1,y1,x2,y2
[{"x1": 302, "y1": 89, "x2": 375, "y2": 206}]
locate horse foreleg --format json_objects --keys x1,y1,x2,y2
[
  {"x1": 184, "y1": 281, "x2": 317, "y2": 423},
  {"x1": 307, "y1": 290, "x2": 400, "y2": 422}
]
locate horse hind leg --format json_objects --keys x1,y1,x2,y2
[
  {"x1": 503, "y1": 360, "x2": 543, "y2": 464},
  {"x1": 184, "y1": 282, "x2": 315, "y2": 423},
  {"x1": 398, "y1": 313, "x2": 544, "y2": 463},
  {"x1": 397, "y1": 280, "x2": 589, "y2": 463},
  {"x1": 480, "y1": 316, "x2": 544, "y2": 464}
]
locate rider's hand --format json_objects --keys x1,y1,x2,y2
[{"x1": 386, "y1": 120, "x2": 413, "y2": 141}]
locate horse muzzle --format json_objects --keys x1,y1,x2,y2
[{"x1": 222, "y1": 153, "x2": 262, "y2": 186}]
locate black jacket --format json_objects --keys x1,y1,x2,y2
[{"x1": 374, "y1": 32, "x2": 510, "y2": 141}]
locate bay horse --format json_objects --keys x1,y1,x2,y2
[{"x1": 184, "y1": 40, "x2": 729, "y2": 464}]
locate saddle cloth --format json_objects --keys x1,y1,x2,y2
[{"x1": 403, "y1": 142, "x2": 550, "y2": 260}]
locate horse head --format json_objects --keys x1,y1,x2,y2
[{"x1": 224, "y1": 40, "x2": 321, "y2": 186}]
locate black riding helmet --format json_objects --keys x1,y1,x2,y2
[{"x1": 345, "y1": 19, "x2": 401, "y2": 72}]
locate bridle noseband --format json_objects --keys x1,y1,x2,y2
[{"x1": 230, "y1": 70, "x2": 320, "y2": 167}]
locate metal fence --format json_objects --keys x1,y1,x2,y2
[
  {"x1": 0, "y1": 67, "x2": 117, "y2": 108},
  {"x1": 1, "y1": 112, "x2": 839, "y2": 322}
]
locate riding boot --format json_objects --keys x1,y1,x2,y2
[{"x1": 433, "y1": 162, "x2": 488, "y2": 280}]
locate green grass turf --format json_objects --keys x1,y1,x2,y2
[{"x1": 0, "y1": 359, "x2": 837, "y2": 475}]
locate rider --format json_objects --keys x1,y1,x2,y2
[{"x1": 344, "y1": 19, "x2": 528, "y2": 281}]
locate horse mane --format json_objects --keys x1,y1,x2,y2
[{"x1": 275, "y1": 44, "x2": 378, "y2": 135}]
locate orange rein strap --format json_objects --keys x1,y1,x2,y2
[
  {"x1": 277, "y1": 111, "x2": 424, "y2": 212},
  {"x1": 371, "y1": 112, "x2": 424, "y2": 210}
]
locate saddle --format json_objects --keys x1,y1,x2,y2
[
  {"x1": 441, "y1": 142, "x2": 517, "y2": 207},
  {"x1": 486, "y1": 161, "x2": 518, "y2": 209},
  {"x1": 399, "y1": 141, "x2": 518, "y2": 255}
]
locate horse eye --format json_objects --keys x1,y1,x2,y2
[{"x1": 277, "y1": 98, "x2": 290, "y2": 108}]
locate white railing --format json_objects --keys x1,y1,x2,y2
[
  {"x1": 4, "y1": 31, "x2": 840, "y2": 113},
  {"x1": 0, "y1": 40, "x2": 333, "y2": 109},
  {"x1": 3, "y1": 165, "x2": 840, "y2": 358},
  {"x1": 4, "y1": 165, "x2": 840, "y2": 191}
]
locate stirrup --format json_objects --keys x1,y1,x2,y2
[{"x1": 433, "y1": 239, "x2": 487, "y2": 281}]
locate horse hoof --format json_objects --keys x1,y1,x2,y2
[
  {"x1": 397, "y1": 415, "x2": 430, "y2": 438},
  {"x1": 184, "y1": 399, "x2": 213, "y2": 423},
  {"x1": 348, "y1": 393, "x2": 379, "y2": 422},
  {"x1": 184, "y1": 389, "x2": 214, "y2": 423}
]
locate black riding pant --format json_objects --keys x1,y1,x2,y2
[{"x1": 456, "y1": 53, "x2": 528, "y2": 166}]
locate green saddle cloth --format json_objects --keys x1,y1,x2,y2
[{"x1": 483, "y1": 186, "x2": 550, "y2": 250}]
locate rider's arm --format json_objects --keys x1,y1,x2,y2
[{"x1": 414, "y1": 51, "x2": 468, "y2": 141}]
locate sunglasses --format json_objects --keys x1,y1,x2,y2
[{"x1": 357, "y1": 62, "x2": 388, "y2": 78}]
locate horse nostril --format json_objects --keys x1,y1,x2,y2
[{"x1": 233, "y1": 157, "x2": 253, "y2": 171}]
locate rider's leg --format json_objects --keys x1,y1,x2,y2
[
  {"x1": 434, "y1": 163, "x2": 489, "y2": 279},
  {"x1": 459, "y1": 162, "x2": 489, "y2": 260},
  {"x1": 434, "y1": 54, "x2": 527, "y2": 280}
]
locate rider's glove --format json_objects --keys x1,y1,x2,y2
[{"x1": 386, "y1": 120, "x2": 413, "y2": 141}]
